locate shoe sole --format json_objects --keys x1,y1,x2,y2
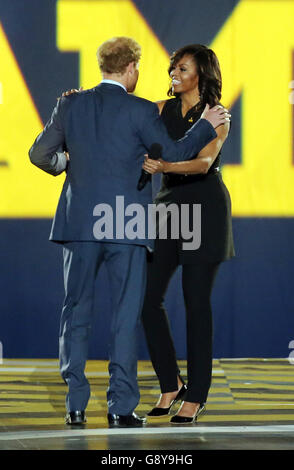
[
  {"x1": 65, "y1": 422, "x2": 86, "y2": 425},
  {"x1": 108, "y1": 423, "x2": 146, "y2": 428},
  {"x1": 65, "y1": 419, "x2": 87, "y2": 425}
]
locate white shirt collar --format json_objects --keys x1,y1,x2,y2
[{"x1": 101, "y1": 79, "x2": 127, "y2": 92}]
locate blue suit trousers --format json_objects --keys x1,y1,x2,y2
[{"x1": 59, "y1": 241, "x2": 147, "y2": 415}]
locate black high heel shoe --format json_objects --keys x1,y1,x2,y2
[
  {"x1": 170, "y1": 402, "x2": 206, "y2": 424},
  {"x1": 147, "y1": 384, "x2": 187, "y2": 417}
]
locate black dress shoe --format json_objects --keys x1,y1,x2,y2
[
  {"x1": 107, "y1": 412, "x2": 146, "y2": 428},
  {"x1": 147, "y1": 384, "x2": 187, "y2": 417},
  {"x1": 65, "y1": 410, "x2": 86, "y2": 425},
  {"x1": 170, "y1": 403, "x2": 206, "y2": 424}
]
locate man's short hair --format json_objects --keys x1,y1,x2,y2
[{"x1": 97, "y1": 37, "x2": 141, "y2": 74}]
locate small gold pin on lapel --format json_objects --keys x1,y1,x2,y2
[{"x1": 188, "y1": 117, "x2": 193, "y2": 123}]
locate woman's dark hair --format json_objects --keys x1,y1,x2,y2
[{"x1": 168, "y1": 44, "x2": 222, "y2": 112}]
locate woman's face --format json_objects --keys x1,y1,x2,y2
[{"x1": 170, "y1": 54, "x2": 199, "y2": 95}]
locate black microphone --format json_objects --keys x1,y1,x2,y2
[{"x1": 137, "y1": 143, "x2": 162, "y2": 191}]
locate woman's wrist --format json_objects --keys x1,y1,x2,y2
[{"x1": 162, "y1": 161, "x2": 170, "y2": 173}]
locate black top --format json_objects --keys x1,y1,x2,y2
[
  {"x1": 155, "y1": 98, "x2": 235, "y2": 263},
  {"x1": 161, "y1": 97, "x2": 221, "y2": 172}
]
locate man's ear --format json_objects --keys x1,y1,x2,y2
[{"x1": 127, "y1": 62, "x2": 135, "y2": 75}]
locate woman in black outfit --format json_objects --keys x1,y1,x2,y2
[{"x1": 141, "y1": 44, "x2": 234, "y2": 423}]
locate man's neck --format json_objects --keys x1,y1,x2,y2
[{"x1": 102, "y1": 73, "x2": 127, "y2": 90}]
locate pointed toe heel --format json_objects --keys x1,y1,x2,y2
[
  {"x1": 170, "y1": 403, "x2": 206, "y2": 424},
  {"x1": 147, "y1": 406, "x2": 171, "y2": 417},
  {"x1": 147, "y1": 384, "x2": 187, "y2": 417}
]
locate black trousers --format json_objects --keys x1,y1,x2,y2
[{"x1": 141, "y1": 237, "x2": 219, "y2": 404}]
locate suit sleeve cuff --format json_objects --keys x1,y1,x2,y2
[
  {"x1": 198, "y1": 118, "x2": 217, "y2": 140},
  {"x1": 52, "y1": 152, "x2": 68, "y2": 175}
]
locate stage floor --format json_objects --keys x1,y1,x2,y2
[{"x1": 1, "y1": 358, "x2": 294, "y2": 450}]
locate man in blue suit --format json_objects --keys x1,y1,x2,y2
[{"x1": 29, "y1": 37, "x2": 229, "y2": 427}]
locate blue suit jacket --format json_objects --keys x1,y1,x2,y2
[{"x1": 29, "y1": 83, "x2": 217, "y2": 248}]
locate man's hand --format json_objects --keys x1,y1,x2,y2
[
  {"x1": 65, "y1": 152, "x2": 70, "y2": 161},
  {"x1": 201, "y1": 103, "x2": 231, "y2": 129}
]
